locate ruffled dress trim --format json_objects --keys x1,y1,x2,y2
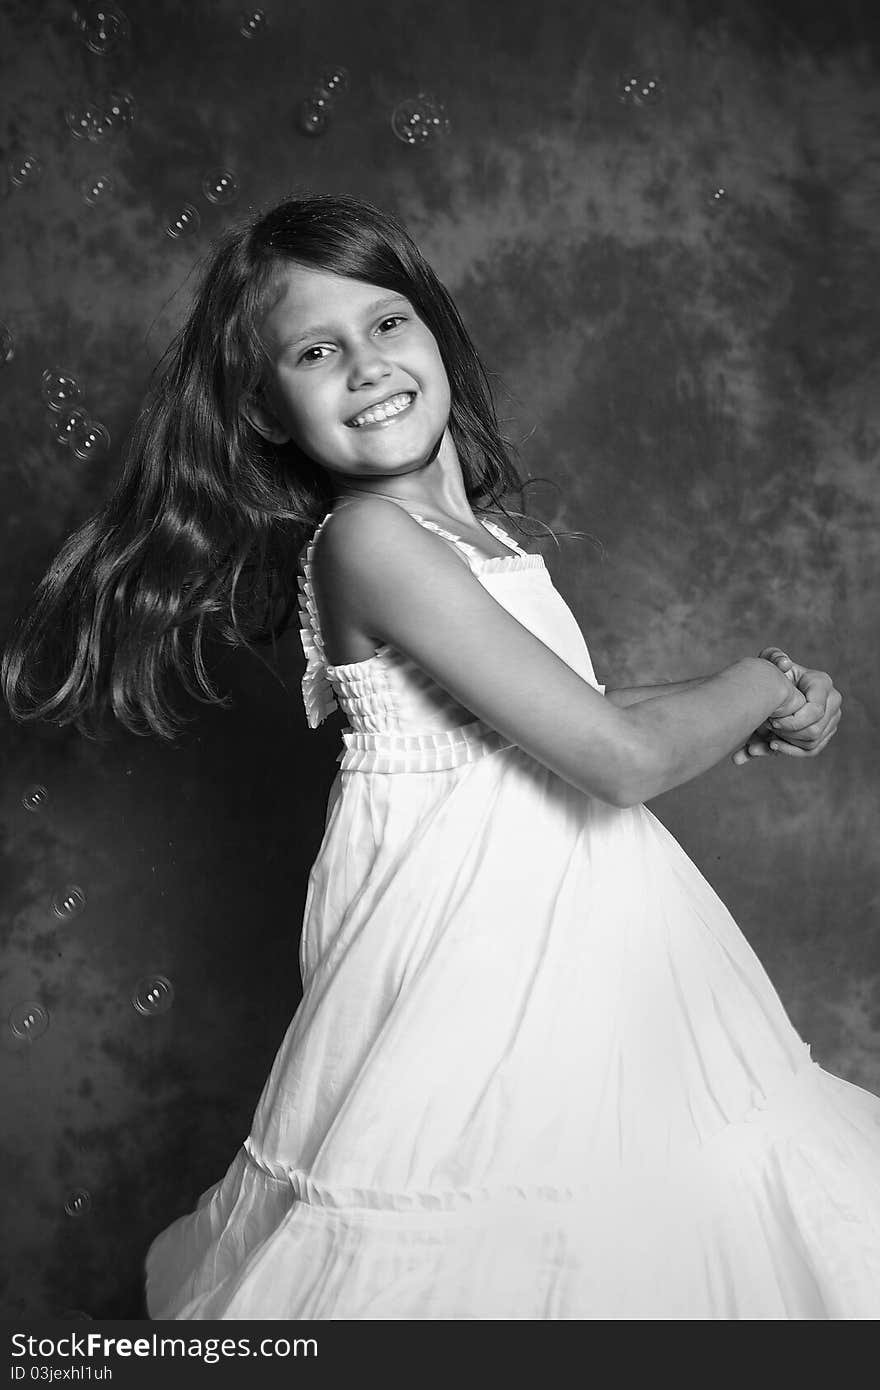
[
  {"x1": 337, "y1": 718, "x2": 516, "y2": 774},
  {"x1": 296, "y1": 516, "x2": 338, "y2": 730}
]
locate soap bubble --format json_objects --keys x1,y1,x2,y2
[
  {"x1": 71, "y1": 419, "x2": 111, "y2": 460},
  {"x1": 1, "y1": 322, "x2": 14, "y2": 366},
  {"x1": 41, "y1": 369, "x2": 83, "y2": 412},
  {"x1": 164, "y1": 203, "x2": 201, "y2": 238},
  {"x1": 51, "y1": 884, "x2": 87, "y2": 921},
  {"x1": 297, "y1": 98, "x2": 330, "y2": 137},
  {"x1": 9, "y1": 1001, "x2": 49, "y2": 1041},
  {"x1": 65, "y1": 103, "x2": 107, "y2": 142},
  {"x1": 48, "y1": 408, "x2": 89, "y2": 445},
  {"x1": 8, "y1": 152, "x2": 43, "y2": 187},
  {"x1": 80, "y1": 172, "x2": 115, "y2": 206},
  {"x1": 617, "y1": 72, "x2": 663, "y2": 106},
  {"x1": 64, "y1": 1189, "x2": 92, "y2": 1217},
  {"x1": 201, "y1": 168, "x2": 239, "y2": 204},
  {"x1": 132, "y1": 974, "x2": 174, "y2": 1016},
  {"x1": 97, "y1": 88, "x2": 137, "y2": 136},
  {"x1": 73, "y1": 3, "x2": 130, "y2": 56},
  {"x1": 22, "y1": 784, "x2": 49, "y2": 812},
  {"x1": 316, "y1": 66, "x2": 349, "y2": 99},
  {"x1": 391, "y1": 93, "x2": 450, "y2": 146},
  {"x1": 239, "y1": 9, "x2": 267, "y2": 38}
]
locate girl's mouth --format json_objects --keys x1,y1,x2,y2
[{"x1": 346, "y1": 391, "x2": 415, "y2": 429}]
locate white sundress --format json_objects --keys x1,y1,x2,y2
[{"x1": 144, "y1": 502, "x2": 880, "y2": 1319}]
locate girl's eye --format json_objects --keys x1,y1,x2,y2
[{"x1": 296, "y1": 316, "x2": 405, "y2": 364}]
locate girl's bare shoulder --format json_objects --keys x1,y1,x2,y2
[
  {"x1": 308, "y1": 500, "x2": 427, "y2": 663},
  {"x1": 312, "y1": 496, "x2": 424, "y2": 569}
]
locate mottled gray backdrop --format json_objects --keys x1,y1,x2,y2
[{"x1": 1, "y1": 0, "x2": 878, "y2": 1318}]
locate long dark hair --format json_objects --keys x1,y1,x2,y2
[{"x1": 1, "y1": 192, "x2": 582, "y2": 744}]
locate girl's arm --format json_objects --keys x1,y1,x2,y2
[
  {"x1": 316, "y1": 502, "x2": 804, "y2": 809},
  {"x1": 614, "y1": 663, "x2": 800, "y2": 803},
  {"x1": 605, "y1": 676, "x2": 709, "y2": 709}
]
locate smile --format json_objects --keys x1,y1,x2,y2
[{"x1": 346, "y1": 392, "x2": 415, "y2": 428}]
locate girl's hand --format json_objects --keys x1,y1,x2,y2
[
  {"x1": 731, "y1": 647, "x2": 842, "y2": 765},
  {"x1": 759, "y1": 646, "x2": 843, "y2": 755}
]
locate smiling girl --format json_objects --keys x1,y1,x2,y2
[{"x1": 3, "y1": 193, "x2": 878, "y2": 1320}]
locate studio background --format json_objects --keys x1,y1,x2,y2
[{"x1": 1, "y1": 0, "x2": 878, "y2": 1319}]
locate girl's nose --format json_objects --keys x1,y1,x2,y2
[{"x1": 347, "y1": 341, "x2": 392, "y2": 390}]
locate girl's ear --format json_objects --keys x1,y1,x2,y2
[{"x1": 242, "y1": 393, "x2": 292, "y2": 445}]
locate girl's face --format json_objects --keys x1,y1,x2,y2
[{"x1": 253, "y1": 264, "x2": 452, "y2": 484}]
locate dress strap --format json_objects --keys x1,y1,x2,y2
[
  {"x1": 329, "y1": 495, "x2": 499, "y2": 568},
  {"x1": 347, "y1": 496, "x2": 531, "y2": 565},
  {"x1": 403, "y1": 513, "x2": 489, "y2": 567},
  {"x1": 480, "y1": 517, "x2": 528, "y2": 556}
]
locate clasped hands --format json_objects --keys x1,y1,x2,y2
[{"x1": 731, "y1": 647, "x2": 843, "y2": 766}]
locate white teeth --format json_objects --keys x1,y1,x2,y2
[{"x1": 350, "y1": 392, "x2": 413, "y2": 427}]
